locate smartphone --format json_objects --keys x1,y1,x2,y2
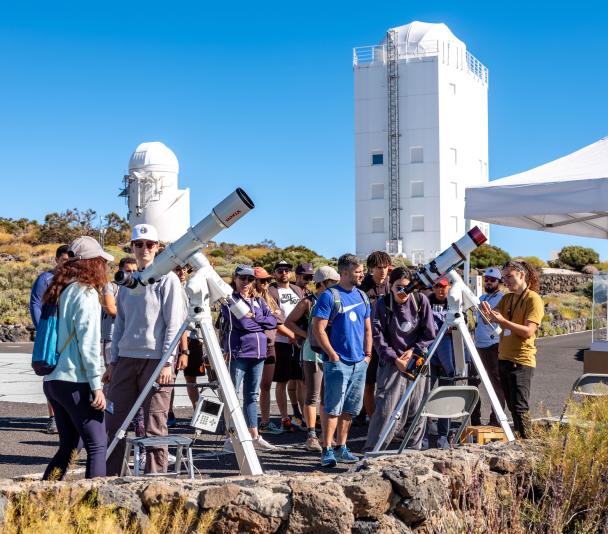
[{"x1": 105, "y1": 400, "x2": 114, "y2": 414}]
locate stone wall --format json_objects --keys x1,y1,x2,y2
[
  {"x1": 1, "y1": 441, "x2": 534, "y2": 533},
  {"x1": 0, "y1": 324, "x2": 33, "y2": 342},
  {"x1": 539, "y1": 272, "x2": 591, "y2": 295}
]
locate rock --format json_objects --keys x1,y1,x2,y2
[
  {"x1": 141, "y1": 481, "x2": 196, "y2": 511},
  {"x1": 232, "y1": 483, "x2": 291, "y2": 520},
  {"x1": 353, "y1": 515, "x2": 412, "y2": 533},
  {"x1": 582, "y1": 265, "x2": 600, "y2": 275},
  {"x1": 211, "y1": 503, "x2": 282, "y2": 534},
  {"x1": 342, "y1": 473, "x2": 393, "y2": 519},
  {"x1": 199, "y1": 484, "x2": 242, "y2": 509},
  {"x1": 95, "y1": 479, "x2": 149, "y2": 526},
  {"x1": 0, "y1": 494, "x2": 8, "y2": 524},
  {"x1": 288, "y1": 479, "x2": 354, "y2": 534}
]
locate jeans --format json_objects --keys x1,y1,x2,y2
[
  {"x1": 323, "y1": 358, "x2": 368, "y2": 416},
  {"x1": 230, "y1": 357, "x2": 265, "y2": 428},
  {"x1": 43, "y1": 380, "x2": 106, "y2": 479},
  {"x1": 499, "y1": 360, "x2": 534, "y2": 438}
]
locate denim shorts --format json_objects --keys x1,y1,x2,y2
[{"x1": 323, "y1": 358, "x2": 368, "y2": 416}]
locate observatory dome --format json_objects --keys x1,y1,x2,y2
[
  {"x1": 382, "y1": 21, "x2": 465, "y2": 55},
  {"x1": 128, "y1": 141, "x2": 179, "y2": 175}
]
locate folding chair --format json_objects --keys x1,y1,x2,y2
[
  {"x1": 368, "y1": 386, "x2": 480, "y2": 457},
  {"x1": 559, "y1": 373, "x2": 608, "y2": 423}
]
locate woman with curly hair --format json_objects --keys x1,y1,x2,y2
[
  {"x1": 481, "y1": 260, "x2": 544, "y2": 439},
  {"x1": 42, "y1": 236, "x2": 114, "y2": 480}
]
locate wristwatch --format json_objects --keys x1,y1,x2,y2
[{"x1": 180, "y1": 349, "x2": 190, "y2": 355}]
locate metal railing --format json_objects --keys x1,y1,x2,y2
[{"x1": 466, "y1": 51, "x2": 489, "y2": 84}]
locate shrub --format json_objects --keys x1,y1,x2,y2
[
  {"x1": 557, "y1": 245, "x2": 600, "y2": 271},
  {"x1": 470, "y1": 244, "x2": 511, "y2": 270},
  {"x1": 514, "y1": 255, "x2": 547, "y2": 268}
]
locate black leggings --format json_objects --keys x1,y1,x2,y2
[{"x1": 43, "y1": 380, "x2": 106, "y2": 479}]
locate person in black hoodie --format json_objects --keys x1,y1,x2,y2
[
  {"x1": 357, "y1": 251, "x2": 392, "y2": 423},
  {"x1": 364, "y1": 267, "x2": 436, "y2": 451}
]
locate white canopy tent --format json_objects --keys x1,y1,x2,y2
[{"x1": 465, "y1": 136, "x2": 608, "y2": 238}]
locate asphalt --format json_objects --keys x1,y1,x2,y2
[{"x1": 0, "y1": 331, "x2": 589, "y2": 480}]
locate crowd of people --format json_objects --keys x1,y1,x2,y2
[{"x1": 30, "y1": 225, "x2": 545, "y2": 479}]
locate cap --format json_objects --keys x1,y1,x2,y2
[
  {"x1": 131, "y1": 224, "x2": 159, "y2": 242},
  {"x1": 254, "y1": 266, "x2": 272, "y2": 279},
  {"x1": 295, "y1": 262, "x2": 314, "y2": 275},
  {"x1": 273, "y1": 260, "x2": 293, "y2": 271},
  {"x1": 313, "y1": 266, "x2": 340, "y2": 284},
  {"x1": 235, "y1": 264, "x2": 255, "y2": 277},
  {"x1": 68, "y1": 236, "x2": 114, "y2": 262},
  {"x1": 434, "y1": 278, "x2": 449, "y2": 287},
  {"x1": 484, "y1": 267, "x2": 502, "y2": 280}
]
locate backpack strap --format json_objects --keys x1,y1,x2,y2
[
  {"x1": 327, "y1": 287, "x2": 342, "y2": 325},
  {"x1": 57, "y1": 330, "x2": 76, "y2": 355}
]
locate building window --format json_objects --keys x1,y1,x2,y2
[
  {"x1": 410, "y1": 146, "x2": 424, "y2": 163},
  {"x1": 450, "y1": 148, "x2": 457, "y2": 165},
  {"x1": 371, "y1": 183, "x2": 384, "y2": 200},
  {"x1": 372, "y1": 217, "x2": 384, "y2": 234},
  {"x1": 372, "y1": 153, "x2": 384, "y2": 165},
  {"x1": 411, "y1": 181, "x2": 424, "y2": 198},
  {"x1": 450, "y1": 181, "x2": 458, "y2": 198},
  {"x1": 411, "y1": 215, "x2": 424, "y2": 232},
  {"x1": 411, "y1": 250, "x2": 425, "y2": 265},
  {"x1": 449, "y1": 82, "x2": 456, "y2": 95}
]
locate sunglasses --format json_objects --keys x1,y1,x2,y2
[
  {"x1": 276, "y1": 269, "x2": 291, "y2": 274},
  {"x1": 302, "y1": 275, "x2": 313, "y2": 281},
  {"x1": 484, "y1": 276, "x2": 499, "y2": 282},
  {"x1": 394, "y1": 286, "x2": 408, "y2": 294},
  {"x1": 133, "y1": 241, "x2": 157, "y2": 249},
  {"x1": 237, "y1": 275, "x2": 255, "y2": 282},
  {"x1": 257, "y1": 278, "x2": 272, "y2": 284}
]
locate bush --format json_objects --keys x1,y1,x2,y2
[
  {"x1": 514, "y1": 256, "x2": 547, "y2": 268},
  {"x1": 557, "y1": 245, "x2": 600, "y2": 272},
  {"x1": 470, "y1": 244, "x2": 511, "y2": 270}
]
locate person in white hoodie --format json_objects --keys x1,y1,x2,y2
[
  {"x1": 42, "y1": 236, "x2": 114, "y2": 480},
  {"x1": 104, "y1": 224, "x2": 185, "y2": 475}
]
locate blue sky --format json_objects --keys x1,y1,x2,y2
[{"x1": 2, "y1": 1, "x2": 607, "y2": 261}]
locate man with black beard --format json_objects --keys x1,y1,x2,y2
[{"x1": 472, "y1": 267, "x2": 505, "y2": 426}]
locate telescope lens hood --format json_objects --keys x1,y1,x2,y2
[{"x1": 235, "y1": 188, "x2": 255, "y2": 210}]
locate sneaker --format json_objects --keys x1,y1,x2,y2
[
  {"x1": 223, "y1": 438, "x2": 235, "y2": 453},
  {"x1": 290, "y1": 416, "x2": 305, "y2": 431},
  {"x1": 335, "y1": 445, "x2": 359, "y2": 463},
  {"x1": 437, "y1": 436, "x2": 450, "y2": 449},
  {"x1": 281, "y1": 417, "x2": 294, "y2": 433},
  {"x1": 167, "y1": 453, "x2": 176, "y2": 465},
  {"x1": 167, "y1": 412, "x2": 177, "y2": 428},
  {"x1": 259, "y1": 421, "x2": 284, "y2": 435},
  {"x1": 320, "y1": 448, "x2": 337, "y2": 467},
  {"x1": 45, "y1": 417, "x2": 58, "y2": 434},
  {"x1": 253, "y1": 436, "x2": 277, "y2": 451},
  {"x1": 305, "y1": 436, "x2": 322, "y2": 452}
]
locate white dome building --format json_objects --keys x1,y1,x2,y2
[
  {"x1": 354, "y1": 21, "x2": 489, "y2": 262},
  {"x1": 124, "y1": 142, "x2": 190, "y2": 243}
]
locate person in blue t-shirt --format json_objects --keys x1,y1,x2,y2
[{"x1": 312, "y1": 254, "x2": 372, "y2": 467}]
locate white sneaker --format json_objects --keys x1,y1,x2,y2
[
  {"x1": 167, "y1": 453, "x2": 176, "y2": 465},
  {"x1": 437, "y1": 436, "x2": 450, "y2": 449},
  {"x1": 253, "y1": 436, "x2": 277, "y2": 451},
  {"x1": 223, "y1": 438, "x2": 235, "y2": 453}
]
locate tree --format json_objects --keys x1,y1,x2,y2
[
  {"x1": 470, "y1": 244, "x2": 511, "y2": 270},
  {"x1": 256, "y1": 245, "x2": 319, "y2": 272},
  {"x1": 103, "y1": 212, "x2": 130, "y2": 245},
  {"x1": 556, "y1": 245, "x2": 600, "y2": 272},
  {"x1": 38, "y1": 208, "x2": 97, "y2": 244}
]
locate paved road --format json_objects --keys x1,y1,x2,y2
[{"x1": 0, "y1": 332, "x2": 589, "y2": 480}]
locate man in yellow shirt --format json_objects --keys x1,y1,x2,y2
[{"x1": 481, "y1": 260, "x2": 544, "y2": 438}]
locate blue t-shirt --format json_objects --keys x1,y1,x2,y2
[{"x1": 313, "y1": 285, "x2": 370, "y2": 363}]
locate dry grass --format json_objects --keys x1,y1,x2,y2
[{"x1": 1, "y1": 486, "x2": 215, "y2": 534}]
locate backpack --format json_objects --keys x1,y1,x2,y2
[
  {"x1": 309, "y1": 287, "x2": 370, "y2": 354},
  {"x1": 31, "y1": 292, "x2": 76, "y2": 376}
]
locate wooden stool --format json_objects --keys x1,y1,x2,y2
[
  {"x1": 460, "y1": 425, "x2": 507, "y2": 445},
  {"x1": 121, "y1": 435, "x2": 195, "y2": 478}
]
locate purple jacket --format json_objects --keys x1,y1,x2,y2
[
  {"x1": 372, "y1": 293, "x2": 436, "y2": 362},
  {"x1": 221, "y1": 293, "x2": 278, "y2": 359}
]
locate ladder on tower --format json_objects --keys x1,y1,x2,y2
[{"x1": 386, "y1": 29, "x2": 401, "y2": 255}]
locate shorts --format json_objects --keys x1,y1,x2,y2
[
  {"x1": 365, "y1": 351, "x2": 379, "y2": 385},
  {"x1": 323, "y1": 358, "x2": 368, "y2": 416},
  {"x1": 273, "y1": 342, "x2": 303, "y2": 383},
  {"x1": 303, "y1": 361, "x2": 323, "y2": 405},
  {"x1": 184, "y1": 338, "x2": 206, "y2": 378}
]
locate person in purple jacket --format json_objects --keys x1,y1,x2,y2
[
  {"x1": 221, "y1": 265, "x2": 278, "y2": 453},
  {"x1": 364, "y1": 267, "x2": 436, "y2": 451}
]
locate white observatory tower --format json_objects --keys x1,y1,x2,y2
[
  {"x1": 354, "y1": 21, "x2": 489, "y2": 263},
  {"x1": 122, "y1": 142, "x2": 190, "y2": 243}
]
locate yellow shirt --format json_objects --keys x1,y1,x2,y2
[{"x1": 495, "y1": 289, "x2": 544, "y2": 367}]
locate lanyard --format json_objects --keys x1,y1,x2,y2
[{"x1": 507, "y1": 289, "x2": 527, "y2": 321}]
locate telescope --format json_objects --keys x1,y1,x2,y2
[{"x1": 405, "y1": 226, "x2": 487, "y2": 293}]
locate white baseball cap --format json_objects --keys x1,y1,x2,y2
[
  {"x1": 484, "y1": 267, "x2": 502, "y2": 280},
  {"x1": 313, "y1": 266, "x2": 340, "y2": 284},
  {"x1": 68, "y1": 236, "x2": 114, "y2": 262},
  {"x1": 131, "y1": 224, "x2": 159, "y2": 242}
]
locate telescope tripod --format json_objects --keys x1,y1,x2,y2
[
  {"x1": 106, "y1": 252, "x2": 263, "y2": 476},
  {"x1": 370, "y1": 270, "x2": 515, "y2": 454}
]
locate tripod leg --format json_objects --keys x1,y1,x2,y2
[
  {"x1": 457, "y1": 323, "x2": 515, "y2": 441},
  {"x1": 106, "y1": 320, "x2": 189, "y2": 460}
]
